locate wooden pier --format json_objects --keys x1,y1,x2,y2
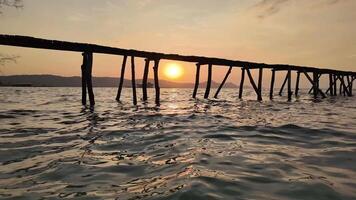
[{"x1": 0, "y1": 35, "x2": 355, "y2": 106}]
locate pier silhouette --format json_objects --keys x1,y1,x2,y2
[{"x1": 0, "y1": 35, "x2": 355, "y2": 106}]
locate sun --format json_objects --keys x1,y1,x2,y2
[{"x1": 164, "y1": 63, "x2": 183, "y2": 79}]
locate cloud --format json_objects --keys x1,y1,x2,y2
[
  {"x1": 251, "y1": 0, "x2": 346, "y2": 19},
  {"x1": 252, "y1": 0, "x2": 290, "y2": 19}
]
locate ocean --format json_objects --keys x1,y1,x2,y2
[{"x1": 0, "y1": 87, "x2": 355, "y2": 200}]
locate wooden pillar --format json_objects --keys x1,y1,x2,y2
[
  {"x1": 116, "y1": 55, "x2": 128, "y2": 101},
  {"x1": 350, "y1": 76, "x2": 354, "y2": 96},
  {"x1": 279, "y1": 72, "x2": 288, "y2": 96},
  {"x1": 313, "y1": 72, "x2": 318, "y2": 99},
  {"x1": 257, "y1": 67, "x2": 263, "y2": 101},
  {"x1": 131, "y1": 56, "x2": 137, "y2": 105},
  {"x1": 328, "y1": 73, "x2": 333, "y2": 96},
  {"x1": 142, "y1": 58, "x2": 150, "y2": 101},
  {"x1": 214, "y1": 66, "x2": 232, "y2": 98},
  {"x1": 153, "y1": 59, "x2": 160, "y2": 105},
  {"x1": 295, "y1": 71, "x2": 300, "y2": 97},
  {"x1": 246, "y1": 68, "x2": 261, "y2": 101},
  {"x1": 270, "y1": 69, "x2": 275, "y2": 99},
  {"x1": 204, "y1": 64, "x2": 212, "y2": 99},
  {"x1": 239, "y1": 68, "x2": 245, "y2": 99},
  {"x1": 192, "y1": 63, "x2": 201, "y2": 98},
  {"x1": 346, "y1": 75, "x2": 352, "y2": 96},
  {"x1": 85, "y1": 52, "x2": 95, "y2": 106},
  {"x1": 287, "y1": 69, "x2": 292, "y2": 101},
  {"x1": 333, "y1": 74, "x2": 337, "y2": 96},
  {"x1": 81, "y1": 53, "x2": 87, "y2": 105},
  {"x1": 308, "y1": 74, "x2": 322, "y2": 94}
]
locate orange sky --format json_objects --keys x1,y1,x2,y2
[{"x1": 1, "y1": 0, "x2": 356, "y2": 86}]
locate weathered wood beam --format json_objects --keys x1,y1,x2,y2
[
  {"x1": 131, "y1": 56, "x2": 137, "y2": 105},
  {"x1": 1, "y1": 35, "x2": 355, "y2": 76},
  {"x1": 214, "y1": 66, "x2": 232, "y2": 98},
  {"x1": 116, "y1": 55, "x2": 127, "y2": 102},
  {"x1": 239, "y1": 68, "x2": 245, "y2": 99},
  {"x1": 204, "y1": 64, "x2": 213, "y2": 99},
  {"x1": 270, "y1": 69, "x2": 275, "y2": 99},
  {"x1": 142, "y1": 58, "x2": 150, "y2": 101},
  {"x1": 192, "y1": 63, "x2": 201, "y2": 98},
  {"x1": 153, "y1": 59, "x2": 160, "y2": 105}
]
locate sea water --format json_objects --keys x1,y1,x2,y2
[{"x1": 0, "y1": 87, "x2": 355, "y2": 200}]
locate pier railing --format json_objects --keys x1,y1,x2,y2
[{"x1": 1, "y1": 35, "x2": 355, "y2": 106}]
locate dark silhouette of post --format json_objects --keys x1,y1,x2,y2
[
  {"x1": 333, "y1": 74, "x2": 337, "y2": 96},
  {"x1": 131, "y1": 56, "x2": 137, "y2": 105},
  {"x1": 81, "y1": 52, "x2": 95, "y2": 106},
  {"x1": 204, "y1": 64, "x2": 212, "y2": 99},
  {"x1": 295, "y1": 71, "x2": 300, "y2": 97},
  {"x1": 192, "y1": 63, "x2": 201, "y2": 98},
  {"x1": 142, "y1": 58, "x2": 150, "y2": 101},
  {"x1": 239, "y1": 68, "x2": 245, "y2": 99},
  {"x1": 246, "y1": 68, "x2": 262, "y2": 101},
  {"x1": 214, "y1": 66, "x2": 232, "y2": 98},
  {"x1": 279, "y1": 73, "x2": 288, "y2": 96},
  {"x1": 270, "y1": 69, "x2": 275, "y2": 99},
  {"x1": 313, "y1": 72, "x2": 318, "y2": 99},
  {"x1": 328, "y1": 74, "x2": 333, "y2": 96},
  {"x1": 81, "y1": 53, "x2": 87, "y2": 105},
  {"x1": 257, "y1": 68, "x2": 263, "y2": 101},
  {"x1": 86, "y1": 52, "x2": 95, "y2": 106},
  {"x1": 116, "y1": 55, "x2": 128, "y2": 101},
  {"x1": 153, "y1": 59, "x2": 160, "y2": 105},
  {"x1": 287, "y1": 69, "x2": 292, "y2": 101}
]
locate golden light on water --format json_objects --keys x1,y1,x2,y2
[{"x1": 163, "y1": 63, "x2": 184, "y2": 80}]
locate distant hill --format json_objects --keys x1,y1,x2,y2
[{"x1": 0, "y1": 75, "x2": 237, "y2": 88}]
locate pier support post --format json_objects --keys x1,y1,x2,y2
[
  {"x1": 270, "y1": 69, "x2": 275, "y2": 99},
  {"x1": 81, "y1": 53, "x2": 87, "y2": 105},
  {"x1": 328, "y1": 74, "x2": 333, "y2": 96},
  {"x1": 131, "y1": 56, "x2": 137, "y2": 105},
  {"x1": 214, "y1": 66, "x2": 232, "y2": 98},
  {"x1": 116, "y1": 55, "x2": 128, "y2": 102},
  {"x1": 81, "y1": 52, "x2": 95, "y2": 106},
  {"x1": 313, "y1": 72, "x2": 318, "y2": 99},
  {"x1": 258, "y1": 67, "x2": 263, "y2": 101},
  {"x1": 295, "y1": 71, "x2": 300, "y2": 97},
  {"x1": 239, "y1": 68, "x2": 245, "y2": 99},
  {"x1": 86, "y1": 52, "x2": 95, "y2": 106},
  {"x1": 192, "y1": 63, "x2": 201, "y2": 98},
  {"x1": 279, "y1": 72, "x2": 288, "y2": 96},
  {"x1": 333, "y1": 74, "x2": 338, "y2": 96},
  {"x1": 142, "y1": 58, "x2": 150, "y2": 101},
  {"x1": 287, "y1": 69, "x2": 292, "y2": 101},
  {"x1": 204, "y1": 63, "x2": 212, "y2": 99},
  {"x1": 308, "y1": 74, "x2": 322, "y2": 94},
  {"x1": 153, "y1": 59, "x2": 160, "y2": 105},
  {"x1": 246, "y1": 68, "x2": 262, "y2": 101},
  {"x1": 346, "y1": 75, "x2": 353, "y2": 96}
]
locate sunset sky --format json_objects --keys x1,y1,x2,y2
[{"x1": 0, "y1": 0, "x2": 356, "y2": 85}]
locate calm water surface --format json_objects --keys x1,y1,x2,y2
[{"x1": 0, "y1": 87, "x2": 356, "y2": 200}]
